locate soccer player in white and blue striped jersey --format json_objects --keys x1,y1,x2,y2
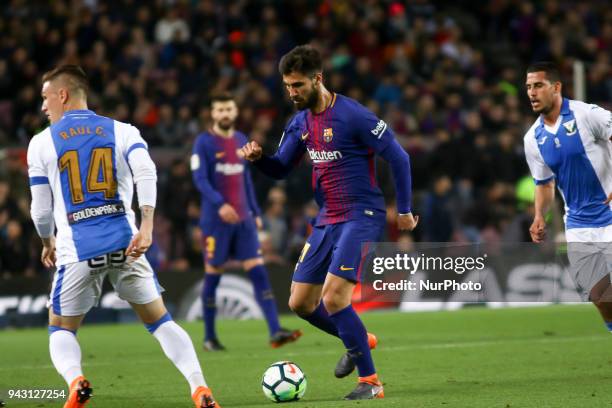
[
  {"x1": 28, "y1": 65, "x2": 221, "y2": 408},
  {"x1": 524, "y1": 61, "x2": 612, "y2": 330}
]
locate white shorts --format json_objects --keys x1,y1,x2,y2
[
  {"x1": 48, "y1": 249, "x2": 164, "y2": 316},
  {"x1": 566, "y1": 225, "x2": 612, "y2": 301}
]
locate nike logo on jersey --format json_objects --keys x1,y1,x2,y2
[
  {"x1": 538, "y1": 136, "x2": 548, "y2": 145},
  {"x1": 215, "y1": 152, "x2": 226, "y2": 159},
  {"x1": 563, "y1": 119, "x2": 576, "y2": 135},
  {"x1": 301, "y1": 131, "x2": 309, "y2": 141},
  {"x1": 340, "y1": 265, "x2": 354, "y2": 271}
]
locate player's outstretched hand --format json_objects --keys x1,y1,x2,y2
[
  {"x1": 126, "y1": 229, "x2": 152, "y2": 259},
  {"x1": 604, "y1": 192, "x2": 612, "y2": 205},
  {"x1": 219, "y1": 203, "x2": 240, "y2": 224},
  {"x1": 529, "y1": 216, "x2": 546, "y2": 243},
  {"x1": 238, "y1": 141, "x2": 263, "y2": 161},
  {"x1": 41, "y1": 238, "x2": 56, "y2": 268},
  {"x1": 398, "y1": 213, "x2": 419, "y2": 231}
]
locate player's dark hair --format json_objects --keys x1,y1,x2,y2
[
  {"x1": 42, "y1": 65, "x2": 89, "y2": 97},
  {"x1": 279, "y1": 45, "x2": 323, "y2": 77},
  {"x1": 526, "y1": 61, "x2": 561, "y2": 83},
  {"x1": 210, "y1": 91, "x2": 235, "y2": 106}
]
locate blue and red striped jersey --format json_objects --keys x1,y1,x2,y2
[
  {"x1": 256, "y1": 93, "x2": 402, "y2": 226},
  {"x1": 191, "y1": 130, "x2": 260, "y2": 228}
]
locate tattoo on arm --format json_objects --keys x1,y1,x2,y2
[{"x1": 141, "y1": 205, "x2": 155, "y2": 220}]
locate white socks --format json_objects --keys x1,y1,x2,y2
[
  {"x1": 49, "y1": 321, "x2": 206, "y2": 395},
  {"x1": 152, "y1": 320, "x2": 207, "y2": 393},
  {"x1": 49, "y1": 329, "x2": 83, "y2": 386}
]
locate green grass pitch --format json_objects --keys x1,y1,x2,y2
[{"x1": 1, "y1": 305, "x2": 610, "y2": 407}]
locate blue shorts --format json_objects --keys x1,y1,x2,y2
[
  {"x1": 293, "y1": 218, "x2": 385, "y2": 284},
  {"x1": 202, "y1": 219, "x2": 261, "y2": 266}
]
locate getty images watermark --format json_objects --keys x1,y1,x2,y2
[
  {"x1": 371, "y1": 252, "x2": 486, "y2": 292},
  {"x1": 357, "y1": 242, "x2": 586, "y2": 304}
]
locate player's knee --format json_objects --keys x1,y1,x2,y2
[
  {"x1": 592, "y1": 296, "x2": 612, "y2": 309},
  {"x1": 322, "y1": 293, "x2": 347, "y2": 314},
  {"x1": 205, "y1": 264, "x2": 223, "y2": 274},
  {"x1": 243, "y1": 258, "x2": 264, "y2": 271},
  {"x1": 590, "y1": 286, "x2": 607, "y2": 304},
  {"x1": 591, "y1": 293, "x2": 602, "y2": 305},
  {"x1": 288, "y1": 296, "x2": 316, "y2": 316}
]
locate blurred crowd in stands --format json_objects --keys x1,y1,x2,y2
[{"x1": 1, "y1": 0, "x2": 610, "y2": 277}]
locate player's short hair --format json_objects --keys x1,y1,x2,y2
[
  {"x1": 526, "y1": 61, "x2": 561, "y2": 83},
  {"x1": 210, "y1": 91, "x2": 235, "y2": 106},
  {"x1": 42, "y1": 65, "x2": 89, "y2": 98},
  {"x1": 279, "y1": 45, "x2": 323, "y2": 77}
]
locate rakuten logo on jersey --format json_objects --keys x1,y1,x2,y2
[
  {"x1": 307, "y1": 148, "x2": 343, "y2": 163},
  {"x1": 215, "y1": 163, "x2": 244, "y2": 175}
]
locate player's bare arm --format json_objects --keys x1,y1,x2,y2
[
  {"x1": 530, "y1": 181, "x2": 555, "y2": 243},
  {"x1": 126, "y1": 205, "x2": 154, "y2": 258}
]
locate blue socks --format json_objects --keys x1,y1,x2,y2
[
  {"x1": 329, "y1": 305, "x2": 376, "y2": 377},
  {"x1": 248, "y1": 265, "x2": 281, "y2": 336},
  {"x1": 300, "y1": 302, "x2": 339, "y2": 337},
  {"x1": 202, "y1": 274, "x2": 221, "y2": 341},
  {"x1": 606, "y1": 321, "x2": 612, "y2": 332},
  {"x1": 144, "y1": 312, "x2": 173, "y2": 334},
  {"x1": 48, "y1": 325, "x2": 76, "y2": 335}
]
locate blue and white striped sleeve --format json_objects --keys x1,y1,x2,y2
[
  {"x1": 587, "y1": 104, "x2": 612, "y2": 141},
  {"x1": 524, "y1": 132, "x2": 554, "y2": 185},
  {"x1": 120, "y1": 122, "x2": 157, "y2": 207},
  {"x1": 27, "y1": 132, "x2": 54, "y2": 238}
]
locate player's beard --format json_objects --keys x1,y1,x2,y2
[
  {"x1": 217, "y1": 118, "x2": 234, "y2": 130},
  {"x1": 531, "y1": 94, "x2": 554, "y2": 115},
  {"x1": 533, "y1": 102, "x2": 552, "y2": 115},
  {"x1": 293, "y1": 85, "x2": 319, "y2": 111}
]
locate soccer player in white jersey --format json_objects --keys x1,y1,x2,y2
[
  {"x1": 523, "y1": 61, "x2": 612, "y2": 329},
  {"x1": 27, "y1": 65, "x2": 221, "y2": 408}
]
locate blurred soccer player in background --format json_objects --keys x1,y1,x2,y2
[
  {"x1": 240, "y1": 45, "x2": 418, "y2": 400},
  {"x1": 28, "y1": 65, "x2": 221, "y2": 408},
  {"x1": 524, "y1": 61, "x2": 612, "y2": 330},
  {"x1": 191, "y1": 92, "x2": 301, "y2": 351}
]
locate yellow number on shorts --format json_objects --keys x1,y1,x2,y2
[
  {"x1": 59, "y1": 148, "x2": 117, "y2": 204},
  {"x1": 206, "y1": 236, "x2": 216, "y2": 257},
  {"x1": 87, "y1": 147, "x2": 117, "y2": 199},
  {"x1": 298, "y1": 242, "x2": 311, "y2": 263}
]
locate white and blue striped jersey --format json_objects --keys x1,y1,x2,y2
[
  {"x1": 524, "y1": 98, "x2": 612, "y2": 229},
  {"x1": 27, "y1": 109, "x2": 157, "y2": 266}
]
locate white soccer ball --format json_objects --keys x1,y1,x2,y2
[{"x1": 261, "y1": 361, "x2": 307, "y2": 402}]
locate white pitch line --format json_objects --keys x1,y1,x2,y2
[{"x1": 0, "y1": 334, "x2": 605, "y2": 372}]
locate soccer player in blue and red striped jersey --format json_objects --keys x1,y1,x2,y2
[
  {"x1": 240, "y1": 45, "x2": 418, "y2": 400},
  {"x1": 191, "y1": 92, "x2": 301, "y2": 351}
]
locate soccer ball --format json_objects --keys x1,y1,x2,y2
[{"x1": 261, "y1": 361, "x2": 307, "y2": 402}]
